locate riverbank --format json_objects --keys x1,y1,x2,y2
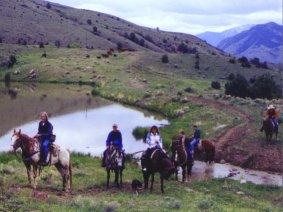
[{"x1": 0, "y1": 152, "x2": 282, "y2": 211}]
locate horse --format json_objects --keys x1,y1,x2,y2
[
  {"x1": 141, "y1": 148, "x2": 175, "y2": 193},
  {"x1": 104, "y1": 144, "x2": 125, "y2": 188},
  {"x1": 11, "y1": 129, "x2": 72, "y2": 192},
  {"x1": 261, "y1": 119, "x2": 278, "y2": 143},
  {"x1": 185, "y1": 137, "x2": 215, "y2": 164},
  {"x1": 171, "y1": 135, "x2": 193, "y2": 182}
]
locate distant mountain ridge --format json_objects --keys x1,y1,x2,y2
[
  {"x1": 217, "y1": 22, "x2": 283, "y2": 64},
  {"x1": 197, "y1": 24, "x2": 254, "y2": 46}
]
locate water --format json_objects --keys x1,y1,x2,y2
[
  {"x1": 0, "y1": 104, "x2": 168, "y2": 156},
  {"x1": 188, "y1": 161, "x2": 282, "y2": 187}
]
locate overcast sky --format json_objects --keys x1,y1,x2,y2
[{"x1": 49, "y1": 0, "x2": 282, "y2": 35}]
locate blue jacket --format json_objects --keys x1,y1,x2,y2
[
  {"x1": 38, "y1": 120, "x2": 53, "y2": 140},
  {"x1": 106, "y1": 130, "x2": 123, "y2": 149},
  {"x1": 193, "y1": 129, "x2": 201, "y2": 139}
]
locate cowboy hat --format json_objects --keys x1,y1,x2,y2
[{"x1": 267, "y1": 104, "x2": 275, "y2": 110}]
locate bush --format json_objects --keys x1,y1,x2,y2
[
  {"x1": 87, "y1": 19, "x2": 92, "y2": 25},
  {"x1": 177, "y1": 43, "x2": 188, "y2": 53},
  {"x1": 161, "y1": 54, "x2": 169, "y2": 63},
  {"x1": 132, "y1": 127, "x2": 148, "y2": 141},
  {"x1": 55, "y1": 40, "x2": 61, "y2": 48},
  {"x1": 238, "y1": 56, "x2": 251, "y2": 68},
  {"x1": 46, "y1": 2, "x2": 51, "y2": 9},
  {"x1": 225, "y1": 74, "x2": 250, "y2": 98},
  {"x1": 211, "y1": 81, "x2": 221, "y2": 89},
  {"x1": 4, "y1": 73, "x2": 11, "y2": 83},
  {"x1": 250, "y1": 73, "x2": 281, "y2": 99}
]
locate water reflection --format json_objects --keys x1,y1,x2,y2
[{"x1": 0, "y1": 104, "x2": 168, "y2": 156}]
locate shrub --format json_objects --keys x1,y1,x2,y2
[
  {"x1": 227, "y1": 73, "x2": 235, "y2": 81},
  {"x1": 161, "y1": 54, "x2": 169, "y2": 63},
  {"x1": 211, "y1": 81, "x2": 221, "y2": 89},
  {"x1": 4, "y1": 73, "x2": 11, "y2": 83},
  {"x1": 55, "y1": 40, "x2": 61, "y2": 48},
  {"x1": 225, "y1": 74, "x2": 250, "y2": 98},
  {"x1": 38, "y1": 42, "x2": 44, "y2": 48},
  {"x1": 250, "y1": 73, "x2": 281, "y2": 99},
  {"x1": 46, "y1": 2, "x2": 51, "y2": 9},
  {"x1": 0, "y1": 38, "x2": 2, "y2": 43},
  {"x1": 132, "y1": 127, "x2": 148, "y2": 141},
  {"x1": 177, "y1": 43, "x2": 188, "y2": 53},
  {"x1": 93, "y1": 26, "x2": 97, "y2": 33},
  {"x1": 238, "y1": 56, "x2": 251, "y2": 68},
  {"x1": 229, "y1": 58, "x2": 236, "y2": 64},
  {"x1": 17, "y1": 38, "x2": 27, "y2": 45},
  {"x1": 87, "y1": 19, "x2": 92, "y2": 25}
]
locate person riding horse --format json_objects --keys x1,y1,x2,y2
[
  {"x1": 260, "y1": 104, "x2": 279, "y2": 133},
  {"x1": 33, "y1": 112, "x2": 53, "y2": 166},
  {"x1": 188, "y1": 125, "x2": 201, "y2": 161},
  {"x1": 102, "y1": 123, "x2": 124, "y2": 167},
  {"x1": 141, "y1": 125, "x2": 166, "y2": 171}
]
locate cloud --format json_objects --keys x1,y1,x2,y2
[{"x1": 50, "y1": 0, "x2": 282, "y2": 34}]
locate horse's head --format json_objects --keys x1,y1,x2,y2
[
  {"x1": 162, "y1": 157, "x2": 176, "y2": 180},
  {"x1": 11, "y1": 129, "x2": 22, "y2": 152}
]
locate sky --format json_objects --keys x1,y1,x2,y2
[{"x1": 49, "y1": 0, "x2": 282, "y2": 35}]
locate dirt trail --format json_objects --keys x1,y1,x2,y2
[{"x1": 190, "y1": 96, "x2": 282, "y2": 173}]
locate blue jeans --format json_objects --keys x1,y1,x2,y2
[
  {"x1": 190, "y1": 138, "x2": 199, "y2": 153},
  {"x1": 42, "y1": 139, "x2": 50, "y2": 161}
]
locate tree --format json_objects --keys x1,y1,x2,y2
[
  {"x1": 87, "y1": 19, "x2": 92, "y2": 25},
  {"x1": 250, "y1": 73, "x2": 281, "y2": 99},
  {"x1": 177, "y1": 43, "x2": 188, "y2": 53},
  {"x1": 46, "y1": 2, "x2": 51, "y2": 9},
  {"x1": 238, "y1": 56, "x2": 251, "y2": 68},
  {"x1": 225, "y1": 74, "x2": 250, "y2": 98},
  {"x1": 161, "y1": 54, "x2": 169, "y2": 63}
]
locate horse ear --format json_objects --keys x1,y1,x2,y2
[
  {"x1": 13, "y1": 129, "x2": 16, "y2": 133},
  {"x1": 19, "y1": 129, "x2": 21, "y2": 134}
]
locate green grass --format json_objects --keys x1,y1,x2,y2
[{"x1": 0, "y1": 152, "x2": 282, "y2": 211}]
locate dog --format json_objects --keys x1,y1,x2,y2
[{"x1": 131, "y1": 179, "x2": 143, "y2": 195}]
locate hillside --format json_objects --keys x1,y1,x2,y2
[
  {"x1": 0, "y1": 0, "x2": 222, "y2": 56},
  {"x1": 197, "y1": 24, "x2": 254, "y2": 46},
  {"x1": 217, "y1": 22, "x2": 283, "y2": 64}
]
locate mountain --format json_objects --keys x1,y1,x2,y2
[
  {"x1": 217, "y1": 22, "x2": 283, "y2": 64},
  {"x1": 197, "y1": 25, "x2": 254, "y2": 46},
  {"x1": 0, "y1": 0, "x2": 221, "y2": 55}
]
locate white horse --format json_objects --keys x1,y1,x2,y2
[{"x1": 11, "y1": 129, "x2": 72, "y2": 191}]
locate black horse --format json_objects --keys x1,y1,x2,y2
[
  {"x1": 261, "y1": 119, "x2": 278, "y2": 143},
  {"x1": 105, "y1": 145, "x2": 125, "y2": 188},
  {"x1": 171, "y1": 135, "x2": 193, "y2": 182},
  {"x1": 141, "y1": 148, "x2": 175, "y2": 193}
]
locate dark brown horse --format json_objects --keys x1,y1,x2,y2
[
  {"x1": 171, "y1": 135, "x2": 193, "y2": 182},
  {"x1": 105, "y1": 145, "x2": 125, "y2": 188},
  {"x1": 11, "y1": 129, "x2": 72, "y2": 191},
  {"x1": 262, "y1": 119, "x2": 278, "y2": 143},
  {"x1": 185, "y1": 138, "x2": 215, "y2": 164},
  {"x1": 142, "y1": 148, "x2": 175, "y2": 193}
]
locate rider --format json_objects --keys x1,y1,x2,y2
[
  {"x1": 101, "y1": 123, "x2": 123, "y2": 167},
  {"x1": 171, "y1": 130, "x2": 186, "y2": 161},
  {"x1": 261, "y1": 104, "x2": 279, "y2": 132},
  {"x1": 142, "y1": 125, "x2": 164, "y2": 171},
  {"x1": 34, "y1": 111, "x2": 53, "y2": 165},
  {"x1": 188, "y1": 125, "x2": 201, "y2": 160}
]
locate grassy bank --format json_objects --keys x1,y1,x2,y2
[{"x1": 0, "y1": 152, "x2": 282, "y2": 211}]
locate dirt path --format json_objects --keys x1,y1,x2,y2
[{"x1": 190, "y1": 96, "x2": 282, "y2": 173}]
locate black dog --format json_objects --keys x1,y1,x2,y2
[{"x1": 131, "y1": 179, "x2": 143, "y2": 194}]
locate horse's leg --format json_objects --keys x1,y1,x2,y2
[
  {"x1": 55, "y1": 163, "x2": 67, "y2": 191},
  {"x1": 150, "y1": 173, "x2": 154, "y2": 192},
  {"x1": 24, "y1": 163, "x2": 32, "y2": 186},
  {"x1": 32, "y1": 165, "x2": 38, "y2": 189},
  {"x1": 115, "y1": 170, "x2": 119, "y2": 188},
  {"x1": 106, "y1": 169, "x2": 110, "y2": 188},
  {"x1": 175, "y1": 165, "x2": 178, "y2": 181},
  {"x1": 182, "y1": 165, "x2": 186, "y2": 182},
  {"x1": 119, "y1": 169, "x2": 123, "y2": 187},
  {"x1": 143, "y1": 171, "x2": 149, "y2": 189},
  {"x1": 160, "y1": 173, "x2": 164, "y2": 194}
]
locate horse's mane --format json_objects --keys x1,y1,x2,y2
[{"x1": 20, "y1": 133, "x2": 32, "y2": 141}]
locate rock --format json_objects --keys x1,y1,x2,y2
[
  {"x1": 240, "y1": 179, "x2": 247, "y2": 184},
  {"x1": 185, "y1": 188, "x2": 194, "y2": 192},
  {"x1": 220, "y1": 159, "x2": 226, "y2": 164},
  {"x1": 236, "y1": 191, "x2": 245, "y2": 195},
  {"x1": 13, "y1": 69, "x2": 20, "y2": 75}
]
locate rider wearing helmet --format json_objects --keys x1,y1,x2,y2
[{"x1": 261, "y1": 104, "x2": 279, "y2": 132}]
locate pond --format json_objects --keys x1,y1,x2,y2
[{"x1": 0, "y1": 83, "x2": 168, "y2": 156}]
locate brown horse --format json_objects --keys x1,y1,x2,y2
[
  {"x1": 186, "y1": 138, "x2": 215, "y2": 164},
  {"x1": 171, "y1": 135, "x2": 193, "y2": 182},
  {"x1": 142, "y1": 148, "x2": 175, "y2": 193},
  {"x1": 11, "y1": 129, "x2": 72, "y2": 191},
  {"x1": 262, "y1": 119, "x2": 278, "y2": 143},
  {"x1": 105, "y1": 145, "x2": 125, "y2": 188}
]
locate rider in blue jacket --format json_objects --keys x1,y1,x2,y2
[
  {"x1": 34, "y1": 112, "x2": 53, "y2": 165},
  {"x1": 102, "y1": 123, "x2": 123, "y2": 167},
  {"x1": 189, "y1": 125, "x2": 201, "y2": 159}
]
